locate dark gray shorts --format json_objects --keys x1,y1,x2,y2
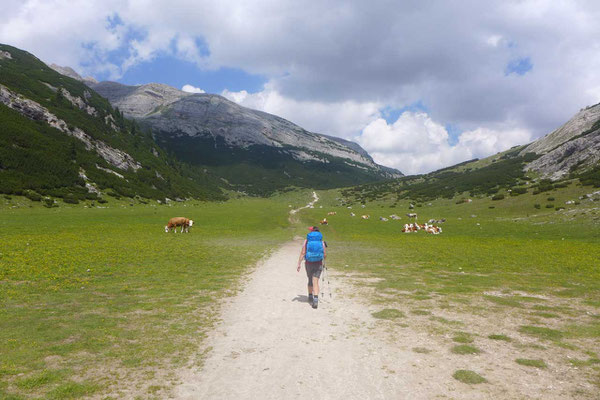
[{"x1": 305, "y1": 261, "x2": 323, "y2": 286}]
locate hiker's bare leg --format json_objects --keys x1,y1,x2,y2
[
  {"x1": 307, "y1": 285, "x2": 313, "y2": 295},
  {"x1": 312, "y1": 276, "x2": 319, "y2": 296}
]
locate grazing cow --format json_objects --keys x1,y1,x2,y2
[
  {"x1": 406, "y1": 213, "x2": 418, "y2": 219},
  {"x1": 327, "y1": 211, "x2": 337, "y2": 216},
  {"x1": 402, "y1": 223, "x2": 418, "y2": 233},
  {"x1": 350, "y1": 212, "x2": 356, "y2": 217},
  {"x1": 361, "y1": 214, "x2": 370, "y2": 220},
  {"x1": 390, "y1": 214, "x2": 401, "y2": 220},
  {"x1": 320, "y1": 218, "x2": 328, "y2": 225},
  {"x1": 425, "y1": 225, "x2": 442, "y2": 234},
  {"x1": 165, "y1": 217, "x2": 194, "y2": 233}
]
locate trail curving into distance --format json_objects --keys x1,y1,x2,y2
[
  {"x1": 174, "y1": 192, "x2": 421, "y2": 399},
  {"x1": 173, "y1": 192, "x2": 513, "y2": 399}
]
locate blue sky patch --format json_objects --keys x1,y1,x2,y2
[
  {"x1": 117, "y1": 55, "x2": 267, "y2": 93},
  {"x1": 445, "y1": 123, "x2": 462, "y2": 145},
  {"x1": 380, "y1": 101, "x2": 428, "y2": 124},
  {"x1": 505, "y1": 57, "x2": 533, "y2": 76},
  {"x1": 106, "y1": 13, "x2": 124, "y2": 30},
  {"x1": 82, "y1": 21, "x2": 266, "y2": 94}
]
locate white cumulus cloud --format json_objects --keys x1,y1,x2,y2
[
  {"x1": 357, "y1": 112, "x2": 532, "y2": 175},
  {"x1": 182, "y1": 84, "x2": 205, "y2": 93}
]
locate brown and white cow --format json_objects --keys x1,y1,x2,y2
[
  {"x1": 402, "y1": 223, "x2": 418, "y2": 233},
  {"x1": 165, "y1": 217, "x2": 194, "y2": 233}
]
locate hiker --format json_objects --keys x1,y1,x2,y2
[{"x1": 297, "y1": 226, "x2": 326, "y2": 309}]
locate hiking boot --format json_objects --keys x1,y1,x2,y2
[{"x1": 312, "y1": 297, "x2": 318, "y2": 309}]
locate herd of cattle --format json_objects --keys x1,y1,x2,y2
[
  {"x1": 319, "y1": 212, "x2": 445, "y2": 234},
  {"x1": 166, "y1": 211, "x2": 445, "y2": 235}
]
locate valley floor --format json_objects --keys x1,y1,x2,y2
[{"x1": 171, "y1": 240, "x2": 596, "y2": 399}]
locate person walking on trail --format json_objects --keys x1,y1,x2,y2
[{"x1": 297, "y1": 226, "x2": 326, "y2": 309}]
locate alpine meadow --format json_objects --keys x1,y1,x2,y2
[{"x1": 2, "y1": 2, "x2": 600, "y2": 399}]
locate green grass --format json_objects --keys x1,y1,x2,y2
[
  {"x1": 488, "y1": 334, "x2": 512, "y2": 342},
  {"x1": 452, "y1": 369, "x2": 487, "y2": 384},
  {"x1": 451, "y1": 345, "x2": 481, "y2": 355},
  {"x1": 484, "y1": 295, "x2": 523, "y2": 308},
  {"x1": 519, "y1": 326, "x2": 564, "y2": 341},
  {"x1": 452, "y1": 332, "x2": 474, "y2": 343},
  {"x1": 15, "y1": 369, "x2": 66, "y2": 389},
  {"x1": 302, "y1": 187, "x2": 600, "y2": 302},
  {"x1": 0, "y1": 192, "x2": 306, "y2": 398},
  {"x1": 568, "y1": 357, "x2": 600, "y2": 367},
  {"x1": 299, "y1": 186, "x2": 599, "y2": 341},
  {"x1": 531, "y1": 312, "x2": 560, "y2": 318},
  {"x1": 410, "y1": 309, "x2": 431, "y2": 316},
  {"x1": 516, "y1": 358, "x2": 547, "y2": 369},
  {"x1": 372, "y1": 309, "x2": 405, "y2": 319},
  {"x1": 47, "y1": 381, "x2": 97, "y2": 399}
]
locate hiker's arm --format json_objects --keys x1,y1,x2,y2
[
  {"x1": 322, "y1": 241, "x2": 326, "y2": 259},
  {"x1": 297, "y1": 240, "x2": 306, "y2": 271}
]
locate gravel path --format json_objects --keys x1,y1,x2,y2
[
  {"x1": 174, "y1": 239, "x2": 425, "y2": 399},
  {"x1": 174, "y1": 194, "x2": 422, "y2": 399}
]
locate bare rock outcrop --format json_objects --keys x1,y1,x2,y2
[
  {"x1": 525, "y1": 128, "x2": 600, "y2": 180},
  {"x1": 520, "y1": 102, "x2": 600, "y2": 179},
  {"x1": 60, "y1": 88, "x2": 97, "y2": 116},
  {"x1": 0, "y1": 84, "x2": 140, "y2": 171},
  {"x1": 522, "y1": 103, "x2": 600, "y2": 155},
  {"x1": 90, "y1": 81, "x2": 191, "y2": 118}
]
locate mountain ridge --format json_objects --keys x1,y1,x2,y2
[{"x1": 88, "y1": 80, "x2": 400, "y2": 177}]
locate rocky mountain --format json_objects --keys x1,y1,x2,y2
[
  {"x1": 48, "y1": 63, "x2": 98, "y2": 85},
  {"x1": 337, "y1": 101, "x2": 600, "y2": 203},
  {"x1": 521, "y1": 103, "x2": 600, "y2": 180},
  {"x1": 0, "y1": 43, "x2": 225, "y2": 202},
  {"x1": 87, "y1": 81, "x2": 402, "y2": 193}
]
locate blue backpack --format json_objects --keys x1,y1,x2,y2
[{"x1": 305, "y1": 231, "x2": 324, "y2": 262}]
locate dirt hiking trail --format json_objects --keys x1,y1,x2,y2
[
  {"x1": 174, "y1": 194, "x2": 592, "y2": 399},
  {"x1": 175, "y1": 240, "x2": 424, "y2": 399}
]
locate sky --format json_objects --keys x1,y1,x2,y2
[{"x1": 2, "y1": 0, "x2": 600, "y2": 175}]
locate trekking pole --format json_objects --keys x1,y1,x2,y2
[{"x1": 322, "y1": 262, "x2": 331, "y2": 299}]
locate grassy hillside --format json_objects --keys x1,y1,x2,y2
[
  {"x1": 340, "y1": 143, "x2": 599, "y2": 206},
  {"x1": 0, "y1": 44, "x2": 225, "y2": 202}
]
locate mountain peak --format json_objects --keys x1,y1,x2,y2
[
  {"x1": 90, "y1": 81, "x2": 192, "y2": 118},
  {"x1": 522, "y1": 102, "x2": 600, "y2": 155},
  {"x1": 48, "y1": 64, "x2": 98, "y2": 84}
]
